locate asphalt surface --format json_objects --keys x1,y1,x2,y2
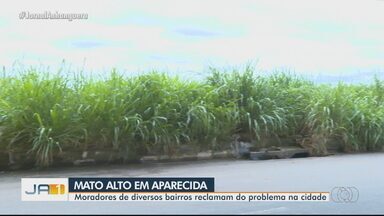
[{"x1": 1, "y1": 153, "x2": 384, "y2": 214}]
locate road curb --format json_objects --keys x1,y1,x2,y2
[{"x1": 140, "y1": 150, "x2": 233, "y2": 163}]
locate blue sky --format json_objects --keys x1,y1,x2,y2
[{"x1": 1, "y1": 0, "x2": 384, "y2": 81}]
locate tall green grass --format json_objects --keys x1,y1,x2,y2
[{"x1": 0, "y1": 66, "x2": 383, "y2": 167}]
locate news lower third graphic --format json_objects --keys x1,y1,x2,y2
[{"x1": 21, "y1": 178, "x2": 357, "y2": 202}]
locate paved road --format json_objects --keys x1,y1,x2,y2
[{"x1": 1, "y1": 153, "x2": 384, "y2": 214}]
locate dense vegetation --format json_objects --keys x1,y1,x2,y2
[{"x1": 1, "y1": 66, "x2": 384, "y2": 167}]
